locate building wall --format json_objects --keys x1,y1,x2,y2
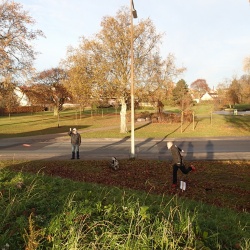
[{"x1": 14, "y1": 87, "x2": 30, "y2": 106}]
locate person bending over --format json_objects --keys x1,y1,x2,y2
[{"x1": 167, "y1": 141, "x2": 195, "y2": 188}]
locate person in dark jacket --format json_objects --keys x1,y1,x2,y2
[
  {"x1": 167, "y1": 141, "x2": 195, "y2": 188},
  {"x1": 68, "y1": 128, "x2": 81, "y2": 159}
]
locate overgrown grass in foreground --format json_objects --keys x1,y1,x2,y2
[{"x1": 0, "y1": 167, "x2": 249, "y2": 249}]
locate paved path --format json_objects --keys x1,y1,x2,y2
[{"x1": 1, "y1": 131, "x2": 250, "y2": 161}]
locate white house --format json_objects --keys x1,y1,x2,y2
[
  {"x1": 14, "y1": 87, "x2": 30, "y2": 106},
  {"x1": 200, "y1": 92, "x2": 218, "y2": 101}
]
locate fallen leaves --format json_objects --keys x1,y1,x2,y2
[{"x1": 6, "y1": 159, "x2": 250, "y2": 212}]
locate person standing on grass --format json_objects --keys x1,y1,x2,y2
[
  {"x1": 167, "y1": 141, "x2": 196, "y2": 188},
  {"x1": 68, "y1": 128, "x2": 81, "y2": 159}
]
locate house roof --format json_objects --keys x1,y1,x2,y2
[{"x1": 200, "y1": 92, "x2": 218, "y2": 100}]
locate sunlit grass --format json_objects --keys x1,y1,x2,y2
[{"x1": 0, "y1": 106, "x2": 250, "y2": 138}]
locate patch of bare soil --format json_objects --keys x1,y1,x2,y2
[{"x1": 8, "y1": 159, "x2": 250, "y2": 212}]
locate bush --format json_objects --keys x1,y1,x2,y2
[
  {"x1": 0, "y1": 106, "x2": 46, "y2": 115},
  {"x1": 150, "y1": 111, "x2": 193, "y2": 123}
]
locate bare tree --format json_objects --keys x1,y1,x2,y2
[
  {"x1": 243, "y1": 56, "x2": 250, "y2": 74},
  {"x1": 142, "y1": 53, "x2": 185, "y2": 111},
  {"x1": 190, "y1": 79, "x2": 210, "y2": 99},
  {"x1": 0, "y1": 0, "x2": 44, "y2": 81}
]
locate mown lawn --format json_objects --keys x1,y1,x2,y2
[{"x1": 0, "y1": 108, "x2": 250, "y2": 139}]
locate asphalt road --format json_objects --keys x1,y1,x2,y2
[{"x1": 0, "y1": 134, "x2": 250, "y2": 161}]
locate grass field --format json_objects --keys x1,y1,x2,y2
[
  {"x1": 0, "y1": 105, "x2": 250, "y2": 139},
  {"x1": 0, "y1": 104, "x2": 250, "y2": 249}
]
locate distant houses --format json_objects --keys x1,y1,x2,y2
[
  {"x1": 193, "y1": 91, "x2": 218, "y2": 103},
  {"x1": 200, "y1": 92, "x2": 218, "y2": 101},
  {"x1": 6, "y1": 85, "x2": 219, "y2": 109}
]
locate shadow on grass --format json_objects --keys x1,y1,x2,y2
[
  {"x1": 0, "y1": 116, "x2": 56, "y2": 127},
  {"x1": 129, "y1": 121, "x2": 151, "y2": 132},
  {"x1": 223, "y1": 115, "x2": 250, "y2": 132},
  {"x1": 182, "y1": 122, "x2": 192, "y2": 132},
  {"x1": 0, "y1": 112, "x2": 86, "y2": 125},
  {"x1": 0, "y1": 125, "x2": 91, "y2": 139},
  {"x1": 193, "y1": 116, "x2": 211, "y2": 129}
]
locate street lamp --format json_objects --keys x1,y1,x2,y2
[{"x1": 130, "y1": 0, "x2": 137, "y2": 158}]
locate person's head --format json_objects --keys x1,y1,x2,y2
[
  {"x1": 167, "y1": 141, "x2": 173, "y2": 149},
  {"x1": 72, "y1": 128, "x2": 77, "y2": 134}
]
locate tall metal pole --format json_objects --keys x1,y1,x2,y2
[{"x1": 130, "y1": 0, "x2": 137, "y2": 158}]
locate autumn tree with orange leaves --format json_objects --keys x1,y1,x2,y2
[
  {"x1": 0, "y1": 0, "x2": 44, "y2": 110},
  {"x1": 63, "y1": 7, "x2": 184, "y2": 133},
  {"x1": 33, "y1": 68, "x2": 70, "y2": 116}
]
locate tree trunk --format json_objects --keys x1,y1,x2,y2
[
  {"x1": 53, "y1": 106, "x2": 59, "y2": 116},
  {"x1": 79, "y1": 105, "x2": 84, "y2": 120},
  {"x1": 120, "y1": 98, "x2": 127, "y2": 133}
]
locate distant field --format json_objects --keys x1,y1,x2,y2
[{"x1": 0, "y1": 104, "x2": 250, "y2": 139}]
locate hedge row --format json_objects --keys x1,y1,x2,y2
[
  {"x1": 0, "y1": 106, "x2": 47, "y2": 115},
  {"x1": 135, "y1": 111, "x2": 193, "y2": 123}
]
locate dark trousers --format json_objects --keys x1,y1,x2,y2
[{"x1": 173, "y1": 163, "x2": 192, "y2": 184}]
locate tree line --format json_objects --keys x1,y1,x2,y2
[{"x1": 1, "y1": 1, "x2": 250, "y2": 132}]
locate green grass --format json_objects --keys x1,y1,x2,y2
[
  {"x1": 191, "y1": 103, "x2": 215, "y2": 114},
  {"x1": 234, "y1": 104, "x2": 250, "y2": 111},
  {"x1": 0, "y1": 105, "x2": 250, "y2": 139},
  {"x1": 0, "y1": 159, "x2": 250, "y2": 249},
  {"x1": 0, "y1": 104, "x2": 250, "y2": 249}
]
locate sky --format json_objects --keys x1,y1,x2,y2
[{"x1": 19, "y1": 0, "x2": 250, "y2": 89}]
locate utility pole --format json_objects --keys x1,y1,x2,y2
[{"x1": 130, "y1": 0, "x2": 137, "y2": 158}]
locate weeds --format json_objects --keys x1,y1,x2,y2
[
  {"x1": 23, "y1": 213, "x2": 43, "y2": 250},
  {"x1": 0, "y1": 168, "x2": 249, "y2": 249}
]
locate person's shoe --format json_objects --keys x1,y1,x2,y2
[
  {"x1": 171, "y1": 184, "x2": 177, "y2": 188},
  {"x1": 190, "y1": 165, "x2": 196, "y2": 172}
]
